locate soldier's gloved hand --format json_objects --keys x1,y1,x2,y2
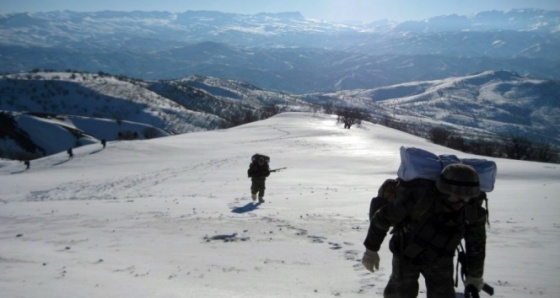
[
  {"x1": 361, "y1": 249, "x2": 380, "y2": 272},
  {"x1": 465, "y1": 276, "x2": 484, "y2": 291}
]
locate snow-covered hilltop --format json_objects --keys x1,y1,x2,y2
[
  {"x1": 1, "y1": 113, "x2": 559, "y2": 297},
  {"x1": 309, "y1": 70, "x2": 560, "y2": 146}
]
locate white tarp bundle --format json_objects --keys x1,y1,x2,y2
[{"x1": 397, "y1": 146, "x2": 497, "y2": 192}]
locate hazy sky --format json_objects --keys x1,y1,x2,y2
[{"x1": 1, "y1": 0, "x2": 559, "y2": 22}]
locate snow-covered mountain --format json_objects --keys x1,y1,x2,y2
[
  {"x1": 306, "y1": 70, "x2": 560, "y2": 146},
  {"x1": 1, "y1": 113, "x2": 559, "y2": 298},
  {"x1": 0, "y1": 71, "x2": 309, "y2": 125},
  {"x1": 1, "y1": 9, "x2": 559, "y2": 93},
  {"x1": 0, "y1": 71, "x2": 229, "y2": 132},
  {"x1": 0, "y1": 71, "x2": 311, "y2": 159},
  {"x1": 1, "y1": 9, "x2": 558, "y2": 50},
  {"x1": 1, "y1": 111, "x2": 171, "y2": 160},
  {"x1": 1, "y1": 70, "x2": 558, "y2": 160}
]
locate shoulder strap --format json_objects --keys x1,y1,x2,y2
[
  {"x1": 396, "y1": 179, "x2": 436, "y2": 221},
  {"x1": 464, "y1": 192, "x2": 490, "y2": 226}
]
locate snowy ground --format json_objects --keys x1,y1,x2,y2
[{"x1": 1, "y1": 112, "x2": 559, "y2": 298}]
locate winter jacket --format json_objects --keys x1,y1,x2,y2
[{"x1": 364, "y1": 179, "x2": 487, "y2": 278}]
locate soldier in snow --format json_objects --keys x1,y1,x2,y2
[
  {"x1": 361, "y1": 164, "x2": 488, "y2": 298},
  {"x1": 247, "y1": 155, "x2": 270, "y2": 203}
]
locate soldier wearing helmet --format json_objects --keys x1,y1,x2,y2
[
  {"x1": 248, "y1": 155, "x2": 271, "y2": 203},
  {"x1": 362, "y1": 163, "x2": 487, "y2": 298}
]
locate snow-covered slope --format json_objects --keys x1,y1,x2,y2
[
  {"x1": 311, "y1": 70, "x2": 560, "y2": 145},
  {"x1": 0, "y1": 72, "x2": 225, "y2": 134},
  {"x1": 0, "y1": 71, "x2": 309, "y2": 132},
  {"x1": 1, "y1": 113, "x2": 558, "y2": 298},
  {"x1": 0, "y1": 71, "x2": 313, "y2": 158},
  {"x1": 0, "y1": 111, "x2": 171, "y2": 158}
]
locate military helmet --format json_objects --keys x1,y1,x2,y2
[{"x1": 436, "y1": 163, "x2": 480, "y2": 198}]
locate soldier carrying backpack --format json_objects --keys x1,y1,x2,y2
[
  {"x1": 247, "y1": 153, "x2": 271, "y2": 203},
  {"x1": 362, "y1": 147, "x2": 496, "y2": 298}
]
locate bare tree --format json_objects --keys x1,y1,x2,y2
[
  {"x1": 336, "y1": 107, "x2": 366, "y2": 129},
  {"x1": 428, "y1": 127, "x2": 451, "y2": 145},
  {"x1": 228, "y1": 109, "x2": 260, "y2": 127},
  {"x1": 143, "y1": 127, "x2": 160, "y2": 139},
  {"x1": 118, "y1": 131, "x2": 139, "y2": 140},
  {"x1": 502, "y1": 135, "x2": 532, "y2": 160},
  {"x1": 528, "y1": 141, "x2": 558, "y2": 163},
  {"x1": 244, "y1": 110, "x2": 258, "y2": 123},
  {"x1": 447, "y1": 135, "x2": 466, "y2": 151},
  {"x1": 259, "y1": 105, "x2": 282, "y2": 119},
  {"x1": 323, "y1": 102, "x2": 335, "y2": 115}
]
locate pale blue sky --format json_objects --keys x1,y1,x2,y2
[{"x1": 1, "y1": 0, "x2": 559, "y2": 22}]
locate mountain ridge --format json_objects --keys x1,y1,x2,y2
[
  {"x1": 1, "y1": 70, "x2": 558, "y2": 161},
  {"x1": 304, "y1": 70, "x2": 560, "y2": 145}
]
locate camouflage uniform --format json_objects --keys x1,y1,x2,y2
[
  {"x1": 248, "y1": 159, "x2": 270, "y2": 201},
  {"x1": 364, "y1": 177, "x2": 487, "y2": 298}
]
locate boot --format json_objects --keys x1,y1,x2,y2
[
  {"x1": 251, "y1": 193, "x2": 257, "y2": 201},
  {"x1": 258, "y1": 196, "x2": 265, "y2": 203}
]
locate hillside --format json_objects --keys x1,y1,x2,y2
[
  {"x1": 1, "y1": 70, "x2": 559, "y2": 161},
  {"x1": 147, "y1": 75, "x2": 310, "y2": 123},
  {"x1": 0, "y1": 71, "x2": 309, "y2": 130},
  {"x1": 0, "y1": 111, "x2": 170, "y2": 159},
  {"x1": 0, "y1": 72, "x2": 227, "y2": 133},
  {"x1": 1, "y1": 113, "x2": 559, "y2": 298},
  {"x1": 0, "y1": 71, "x2": 311, "y2": 159},
  {"x1": 306, "y1": 70, "x2": 560, "y2": 146}
]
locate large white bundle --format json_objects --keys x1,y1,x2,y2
[
  {"x1": 397, "y1": 146, "x2": 497, "y2": 192},
  {"x1": 461, "y1": 158, "x2": 498, "y2": 192}
]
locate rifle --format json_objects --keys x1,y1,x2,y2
[
  {"x1": 457, "y1": 244, "x2": 495, "y2": 297},
  {"x1": 269, "y1": 167, "x2": 287, "y2": 173}
]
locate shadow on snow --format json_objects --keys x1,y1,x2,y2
[{"x1": 231, "y1": 202, "x2": 261, "y2": 213}]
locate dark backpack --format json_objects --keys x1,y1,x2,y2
[
  {"x1": 251, "y1": 153, "x2": 270, "y2": 164},
  {"x1": 368, "y1": 178, "x2": 442, "y2": 221},
  {"x1": 248, "y1": 153, "x2": 271, "y2": 178},
  {"x1": 369, "y1": 178, "x2": 490, "y2": 225},
  {"x1": 368, "y1": 178, "x2": 399, "y2": 221}
]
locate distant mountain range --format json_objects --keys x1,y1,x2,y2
[
  {"x1": 1, "y1": 70, "x2": 558, "y2": 160},
  {"x1": 1, "y1": 9, "x2": 559, "y2": 160},
  {"x1": 1, "y1": 9, "x2": 559, "y2": 93}
]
